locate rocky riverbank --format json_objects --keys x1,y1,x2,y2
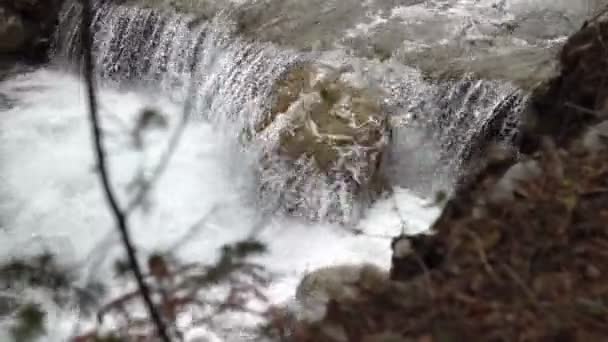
[{"x1": 279, "y1": 7, "x2": 608, "y2": 341}]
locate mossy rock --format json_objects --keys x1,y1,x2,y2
[
  {"x1": 261, "y1": 62, "x2": 387, "y2": 172},
  {"x1": 254, "y1": 62, "x2": 391, "y2": 223}
]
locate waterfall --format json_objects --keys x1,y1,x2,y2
[
  {"x1": 388, "y1": 75, "x2": 525, "y2": 193},
  {"x1": 54, "y1": 0, "x2": 301, "y2": 130},
  {"x1": 52, "y1": 0, "x2": 527, "y2": 222}
]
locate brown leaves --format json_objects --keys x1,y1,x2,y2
[
  {"x1": 148, "y1": 254, "x2": 170, "y2": 280},
  {"x1": 293, "y1": 141, "x2": 608, "y2": 341},
  {"x1": 75, "y1": 246, "x2": 272, "y2": 341}
]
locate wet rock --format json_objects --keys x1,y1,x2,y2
[
  {"x1": 389, "y1": 233, "x2": 445, "y2": 282},
  {"x1": 300, "y1": 133, "x2": 608, "y2": 341},
  {"x1": 264, "y1": 63, "x2": 387, "y2": 174},
  {"x1": 455, "y1": 90, "x2": 525, "y2": 189},
  {"x1": 582, "y1": 120, "x2": 608, "y2": 151},
  {"x1": 0, "y1": 7, "x2": 27, "y2": 54},
  {"x1": 295, "y1": 263, "x2": 388, "y2": 322},
  {"x1": 293, "y1": 7, "x2": 608, "y2": 341},
  {"x1": 255, "y1": 62, "x2": 390, "y2": 224},
  {"x1": 488, "y1": 159, "x2": 542, "y2": 202},
  {"x1": 521, "y1": 11, "x2": 608, "y2": 154},
  {"x1": 453, "y1": 10, "x2": 608, "y2": 210}
]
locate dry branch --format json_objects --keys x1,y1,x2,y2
[{"x1": 79, "y1": 0, "x2": 172, "y2": 340}]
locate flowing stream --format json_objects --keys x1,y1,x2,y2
[{"x1": 0, "y1": 0, "x2": 599, "y2": 340}]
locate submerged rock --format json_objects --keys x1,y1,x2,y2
[{"x1": 254, "y1": 62, "x2": 390, "y2": 224}]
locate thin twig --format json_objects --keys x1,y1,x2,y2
[
  {"x1": 80, "y1": 1, "x2": 172, "y2": 341},
  {"x1": 80, "y1": 5, "x2": 206, "y2": 292},
  {"x1": 80, "y1": 75, "x2": 199, "y2": 282},
  {"x1": 391, "y1": 191, "x2": 409, "y2": 235},
  {"x1": 167, "y1": 204, "x2": 220, "y2": 250},
  {"x1": 125, "y1": 72, "x2": 199, "y2": 214},
  {"x1": 564, "y1": 101, "x2": 603, "y2": 117},
  {"x1": 411, "y1": 251, "x2": 436, "y2": 299},
  {"x1": 463, "y1": 229, "x2": 499, "y2": 282},
  {"x1": 500, "y1": 263, "x2": 540, "y2": 310}
]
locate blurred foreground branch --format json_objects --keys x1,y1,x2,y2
[{"x1": 79, "y1": 0, "x2": 171, "y2": 340}]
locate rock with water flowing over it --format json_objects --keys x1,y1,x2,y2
[{"x1": 254, "y1": 62, "x2": 390, "y2": 224}]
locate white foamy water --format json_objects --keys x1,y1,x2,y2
[
  {"x1": 3, "y1": 0, "x2": 598, "y2": 339},
  {"x1": 0, "y1": 69, "x2": 440, "y2": 340}
]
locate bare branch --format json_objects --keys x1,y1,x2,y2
[
  {"x1": 125, "y1": 93, "x2": 193, "y2": 213},
  {"x1": 79, "y1": 1, "x2": 172, "y2": 341}
]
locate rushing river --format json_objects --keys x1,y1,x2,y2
[
  {"x1": 0, "y1": 68, "x2": 440, "y2": 339},
  {"x1": 0, "y1": 0, "x2": 600, "y2": 340}
]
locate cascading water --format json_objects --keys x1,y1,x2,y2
[
  {"x1": 1, "y1": 0, "x2": 599, "y2": 340},
  {"x1": 51, "y1": 0, "x2": 532, "y2": 223},
  {"x1": 54, "y1": 0, "x2": 300, "y2": 125},
  {"x1": 386, "y1": 72, "x2": 525, "y2": 193}
]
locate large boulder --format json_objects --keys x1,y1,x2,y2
[{"x1": 254, "y1": 62, "x2": 390, "y2": 224}]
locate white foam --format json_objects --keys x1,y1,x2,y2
[{"x1": 0, "y1": 69, "x2": 440, "y2": 340}]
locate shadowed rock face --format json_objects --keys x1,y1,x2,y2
[
  {"x1": 0, "y1": 8, "x2": 27, "y2": 54},
  {"x1": 521, "y1": 10, "x2": 608, "y2": 154},
  {"x1": 0, "y1": 0, "x2": 64, "y2": 61},
  {"x1": 255, "y1": 62, "x2": 390, "y2": 223}
]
